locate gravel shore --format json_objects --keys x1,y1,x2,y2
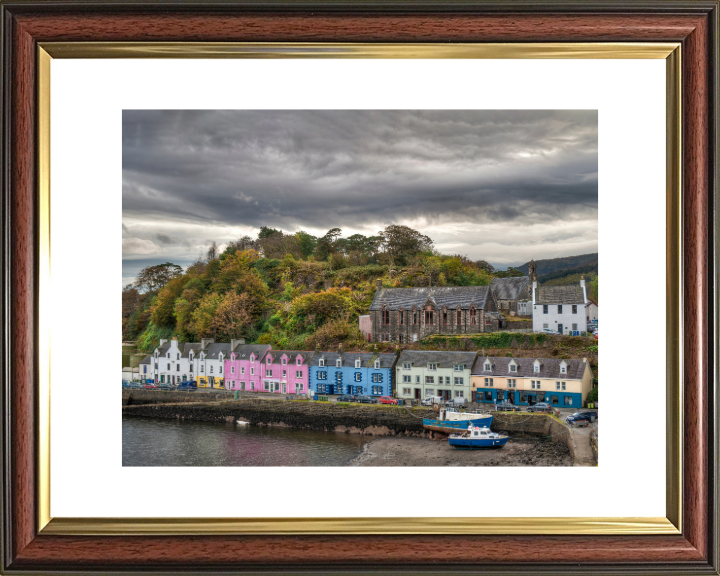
[{"x1": 351, "y1": 436, "x2": 572, "y2": 466}]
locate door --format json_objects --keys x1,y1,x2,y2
[
  {"x1": 557, "y1": 323, "x2": 563, "y2": 334},
  {"x1": 415, "y1": 388, "x2": 422, "y2": 400},
  {"x1": 528, "y1": 394, "x2": 537, "y2": 406}
]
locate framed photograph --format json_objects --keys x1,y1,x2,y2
[{"x1": 1, "y1": 1, "x2": 718, "y2": 574}]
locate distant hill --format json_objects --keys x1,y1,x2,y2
[{"x1": 515, "y1": 253, "x2": 598, "y2": 277}]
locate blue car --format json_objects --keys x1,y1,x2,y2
[
  {"x1": 176, "y1": 380, "x2": 197, "y2": 391},
  {"x1": 122, "y1": 380, "x2": 131, "y2": 389}
]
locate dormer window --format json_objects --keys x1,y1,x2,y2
[
  {"x1": 533, "y1": 362, "x2": 540, "y2": 373},
  {"x1": 374, "y1": 360, "x2": 380, "y2": 369},
  {"x1": 319, "y1": 359, "x2": 325, "y2": 367},
  {"x1": 336, "y1": 359, "x2": 342, "y2": 367},
  {"x1": 560, "y1": 362, "x2": 567, "y2": 374},
  {"x1": 484, "y1": 363, "x2": 491, "y2": 371},
  {"x1": 296, "y1": 358, "x2": 302, "y2": 366},
  {"x1": 355, "y1": 359, "x2": 361, "y2": 368},
  {"x1": 454, "y1": 364, "x2": 463, "y2": 372},
  {"x1": 282, "y1": 358, "x2": 287, "y2": 365},
  {"x1": 510, "y1": 365, "x2": 517, "y2": 372},
  {"x1": 267, "y1": 357, "x2": 272, "y2": 364},
  {"x1": 428, "y1": 363, "x2": 437, "y2": 371}
]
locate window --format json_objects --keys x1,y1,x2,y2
[
  {"x1": 564, "y1": 396, "x2": 573, "y2": 406},
  {"x1": 319, "y1": 359, "x2": 325, "y2": 367},
  {"x1": 484, "y1": 377, "x2": 493, "y2": 387},
  {"x1": 355, "y1": 372, "x2": 361, "y2": 382},
  {"x1": 534, "y1": 364, "x2": 540, "y2": 373},
  {"x1": 264, "y1": 381, "x2": 270, "y2": 391},
  {"x1": 241, "y1": 367, "x2": 245, "y2": 374},
  {"x1": 572, "y1": 305, "x2": 577, "y2": 314},
  {"x1": 416, "y1": 375, "x2": 420, "y2": 383},
  {"x1": 455, "y1": 391, "x2": 464, "y2": 398},
  {"x1": 556, "y1": 382, "x2": 560, "y2": 390},
  {"x1": 200, "y1": 365, "x2": 204, "y2": 372},
  {"x1": 483, "y1": 391, "x2": 493, "y2": 401},
  {"x1": 428, "y1": 363, "x2": 437, "y2": 371},
  {"x1": 382, "y1": 309, "x2": 390, "y2": 325},
  {"x1": 372, "y1": 386, "x2": 382, "y2": 395},
  {"x1": 297, "y1": 358, "x2": 302, "y2": 365},
  {"x1": 189, "y1": 365, "x2": 193, "y2": 372},
  {"x1": 454, "y1": 377, "x2": 464, "y2": 386},
  {"x1": 250, "y1": 367, "x2": 254, "y2": 375},
  {"x1": 231, "y1": 366, "x2": 235, "y2": 374},
  {"x1": 403, "y1": 375, "x2": 411, "y2": 383},
  {"x1": 454, "y1": 364, "x2": 463, "y2": 372},
  {"x1": 425, "y1": 376, "x2": 435, "y2": 384},
  {"x1": 399, "y1": 310, "x2": 404, "y2": 325},
  {"x1": 336, "y1": 359, "x2": 342, "y2": 367},
  {"x1": 177, "y1": 353, "x2": 180, "y2": 360},
  {"x1": 558, "y1": 305, "x2": 563, "y2": 314},
  {"x1": 177, "y1": 365, "x2": 180, "y2": 372},
  {"x1": 484, "y1": 363, "x2": 491, "y2": 371},
  {"x1": 442, "y1": 310, "x2": 448, "y2": 325},
  {"x1": 282, "y1": 370, "x2": 286, "y2": 377},
  {"x1": 509, "y1": 364, "x2": 517, "y2": 372},
  {"x1": 219, "y1": 366, "x2": 222, "y2": 373},
  {"x1": 403, "y1": 362, "x2": 411, "y2": 370},
  {"x1": 551, "y1": 396, "x2": 559, "y2": 405},
  {"x1": 282, "y1": 358, "x2": 287, "y2": 365},
  {"x1": 372, "y1": 373, "x2": 382, "y2": 383},
  {"x1": 167, "y1": 363, "x2": 171, "y2": 370},
  {"x1": 267, "y1": 357, "x2": 272, "y2": 364},
  {"x1": 425, "y1": 310, "x2": 434, "y2": 325},
  {"x1": 560, "y1": 365, "x2": 566, "y2": 374},
  {"x1": 561, "y1": 381, "x2": 566, "y2": 390},
  {"x1": 402, "y1": 387, "x2": 411, "y2": 395},
  {"x1": 507, "y1": 379, "x2": 516, "y2": 388},
  {"x1": 143, "y1": 365, "x2": 147, "y2": 373},
  {"x1": 399, "y1": 335, "x2": 405, "y2": 344},
  {"x1": 296, "y1": 371, "x2": 302, "y2": 378},
  {"x1": 355, "y1": 359, "x2": 361, "y2": 368},
  {"x1": 167, "y1": 353, "x2": 170, "y2": 358},
  {"x1": 318, "y1": 371, "x2": 327, "y2": 380},
  {"x1": 266, "y1": 369, "x2": 273, "y2": 377},
  {"x1": 543, "y1": 323, "x2": 549, "y2": 329},
  {"x1": 572, "y1": 324, "x2": 578, "y2": 331},
  {"x1": 457, "y1": 309, "x2": 462, "y2": 324},
  {"x1": 374, "y1": 360, "x2": 380, "y2": 369},
  {"x1": 536, "y1": 381, "x2": 541, "y2": 390},
  {"x1": 413, "y1": 311, "x2": 418, "y2": 325},
  {"x1": 470, "y1": 308, "x2": 477, "y2": 324},
  {"x1": 543, "y1": 305, "x2": 548, "y2": 314}
]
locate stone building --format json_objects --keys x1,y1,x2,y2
[
  {"x1": 489, "y1": 276, "x2": 532, "y2": 315},
  {"x1": 368, "y1": 280, "x2": 499, "y2": 343}
]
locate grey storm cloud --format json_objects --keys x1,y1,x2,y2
[{"x1": 122, "y1": 110, "x2": 597, "y2": 276}]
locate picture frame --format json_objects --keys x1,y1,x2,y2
[{"x1": 1, "y1": 1, "x2": 718, "y2": 573}]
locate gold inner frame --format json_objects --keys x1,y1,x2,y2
[{"x1": 36, "y1": 42, "x2": 682, "y2": 536}]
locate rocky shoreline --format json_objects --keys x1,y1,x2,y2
[{"x1": 351, "y1": 435, "x2": 572, "y2": 466}]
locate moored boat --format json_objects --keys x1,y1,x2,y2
[
  {"x1": 423, "y1": 406, "x2": 493, "y2": 434},
  {"x1": 448, "y1": 424, "x2": 509, "y2": 449}
]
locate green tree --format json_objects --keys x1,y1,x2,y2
[
  {"x1": 295, "y1": 231, "x2": 318, "y2": 259},
  {"x1": 133, "y1": 262, "x2": 183, "y2": 292},
  {"x1": 378, "y1": 224, "x2": 434, "y2": 265}
]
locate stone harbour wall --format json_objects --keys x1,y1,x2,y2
[{"x1": 122, "y1": 390, "x2": 234, "y2": 406}]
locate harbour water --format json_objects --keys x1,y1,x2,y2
[{"x1": 122, "y1": 416, "x2": 369, "y2": 466}]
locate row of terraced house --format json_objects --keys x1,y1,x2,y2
[{"x1": 138, "y1": 338, "x2": 594, "y2": 408}]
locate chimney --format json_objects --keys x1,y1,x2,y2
[
  {"x1": 583, "y1": 357, "x2": 588, "y2": 363},
  {"x1": 201, "y1": 338, "x2": 215, "y2": 350},
  {"x1": 580, "y1": 275, "x2": 586, "y2": 288},
  {"x1": 159, "y1": 339, "x2": 168, "y2": 346},
  {"x1": 580, "y1": 276, "x2": 588, "y2": 304},
  {"x1": 338, "y1": 343, "x2": 343, "y2": 354},
  {"x1": 230, "y1": 339, "x2": 245, "y2": 351},
  {"x1": 315, "y1": 346, "x2": 321, "y2": 354},
  {"x1": 376, "y1": 279, "x2": 382, "y2": 291},
  {"x1": 481, "y1": 348, "x2": 485, "y2": 358}
]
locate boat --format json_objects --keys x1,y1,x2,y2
[
  {"x1": 448, "y1": 424, "x2": 509, "y2": 450},
  {"x1": 422, "y1": 406, "x2": 493, "y2": 434},
  {"x1": 236, "y1": 420, "x2": 249, "y2": 426}
]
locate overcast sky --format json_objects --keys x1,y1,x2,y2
[{"x1": 122, "y1": 110, "x2": 597, "y2": 286}]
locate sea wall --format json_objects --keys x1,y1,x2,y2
[{"x1": 122, "y1": 390, "x2": 233, "y2": 406}]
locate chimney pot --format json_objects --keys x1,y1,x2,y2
[{"x1": 376, "y1": 279, "x2": 382, "y2": 290}]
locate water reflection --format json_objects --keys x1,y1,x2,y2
[{"x1": 122, "y1": 416, "x2": 369, "y2": 466}]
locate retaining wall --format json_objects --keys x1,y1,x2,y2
[{"x1": 122, "y1": 390, "x2": 234, "y2": 406}]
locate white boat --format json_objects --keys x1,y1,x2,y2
[{"x1": 448, "y1": 423, "x2": 509, "y2": 449}]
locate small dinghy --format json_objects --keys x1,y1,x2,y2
[
  {"x1": 236, "y1": 420, "x2": 249, "y2": 426},
  {"x1": 448, "y1": 423, "x2": 509, "y2": 450}
]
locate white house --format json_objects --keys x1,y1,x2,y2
[
  {"x1": 532, "y1": 277, "x2": 589, "y2": 335},
  {"x1": 149, "y1": 337, "x2": 244, "y2": 387},
  {"x1": 587, "y1": 298, "x2": 598, "y2": 325}
]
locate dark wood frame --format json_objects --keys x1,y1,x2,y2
[{"x1": 1, "y1": 1, "x2": 718, "y2": 573}]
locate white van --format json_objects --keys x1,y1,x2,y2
[
  {"x1": 421, "y1": 396, "x2": 443, "y2": 406},
  {"x1": 446, "y1": 397, "x2": 468, "y2": 407}
]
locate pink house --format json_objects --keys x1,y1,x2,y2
[
  {"x1": 224, "y1": 344, "x2": 272, "y2": 392},
  {"x1": 260, "y1": 350, "x2": 315, "y2": 394}
]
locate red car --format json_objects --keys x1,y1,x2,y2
[
  {"x1": 142, "y1": 383, "x2": 158, "y2": 390},
  {"x1": 378, "y1": 396, "x2": 398, "y2": 405}
]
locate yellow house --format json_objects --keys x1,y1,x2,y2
[{"x1": 471, "y1": 356, "x2": 593, "y2": 409}]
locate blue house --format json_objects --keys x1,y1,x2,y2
[{"x1": 309, "y1": 351, "x2": 397, "y2": 397}]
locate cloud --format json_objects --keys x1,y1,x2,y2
[
  {"x1": 122, "y1": 110, "x2": 597, "y2": 273},
  {"x1": 122, "y1": 237, "x2": 160, "y2": 256}
]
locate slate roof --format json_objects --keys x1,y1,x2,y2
[
  {"x1": 231, "y1": 344, "x2": 272, "y2": 361},
  {"x1": 472, "y1": 356, "x2": 588, "y2": 380},
  {"x1": 200, "y1": 343, "x2": 232, "y2": 359},
  {"x1": 369, "y1": 286, "x2": 491, "y2": 311},
  {"x1": 535, "y1": 285, "x2": 585, "y2": 305},
  {"x1": 490, "y1": 276, "x2": 529, "y2": 300},
  {"x1": 139, "y1": 355, "x2": 152, "y2": 365},
  {"x1": 155, "y1": 342, "x2": 171, "y2": 356},
  {"x1": 180, "y1": 343, "x2": 201, "y2": 358},
  {"x1": 396, "y1": 350, "x2": 479, "y2": 370},
  {"x1": 265, "y1": 350, "x2": 315, "y2": 364},
  {"x1": 309, "y1": 352, "x2": 397, "y2": 369}
]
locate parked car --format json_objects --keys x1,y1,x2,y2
[
  {"x1": 378, "y1": 396, "x2": 399, "y2": 405},
  {"x1": 593, "y1": 331, "x2": 599, "y2": 339},
  {"x1": 356, "y1": 395, "x2": 379, "y2": 404},
  {"x1": 445, "y1": 397, "x2": 468, "y2": 407},
  {"x1": 157, "y1": 383, "x2": 175, "y2": 391},
  {"x1": 527, "y1": 402, "x2": 553, "y2": 413},
  {"x1": 121, "y1": 380, "x2": 131, "y2": 388},
  {"x1": 336, "y1": 395, "x2": 358, "y2": 403},
  {"x1": 128, "y1": 382, "x2": 144, "y2": 389},
  {"x1": 421, "y1": 396, "x2": 443, "y2": 406},
  {"x1": 541, "y1": 328, "x2": 557, "y2": 334},
  {"x1": 566, "y1": 410, "x2": 598, "y2": 424},
  {"x1": 142, "y1": 383, "x2": 158, "y2": 390},
  {"x1": 495, "y1": 400, "x2": 521, "y2": 412},
  {"x1": 176, "y1": 380, "x2": 197, "y2": 391}
]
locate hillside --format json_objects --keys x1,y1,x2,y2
[{"x1": 516, "y1": 253, "x2": 597, "y2": 277}]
